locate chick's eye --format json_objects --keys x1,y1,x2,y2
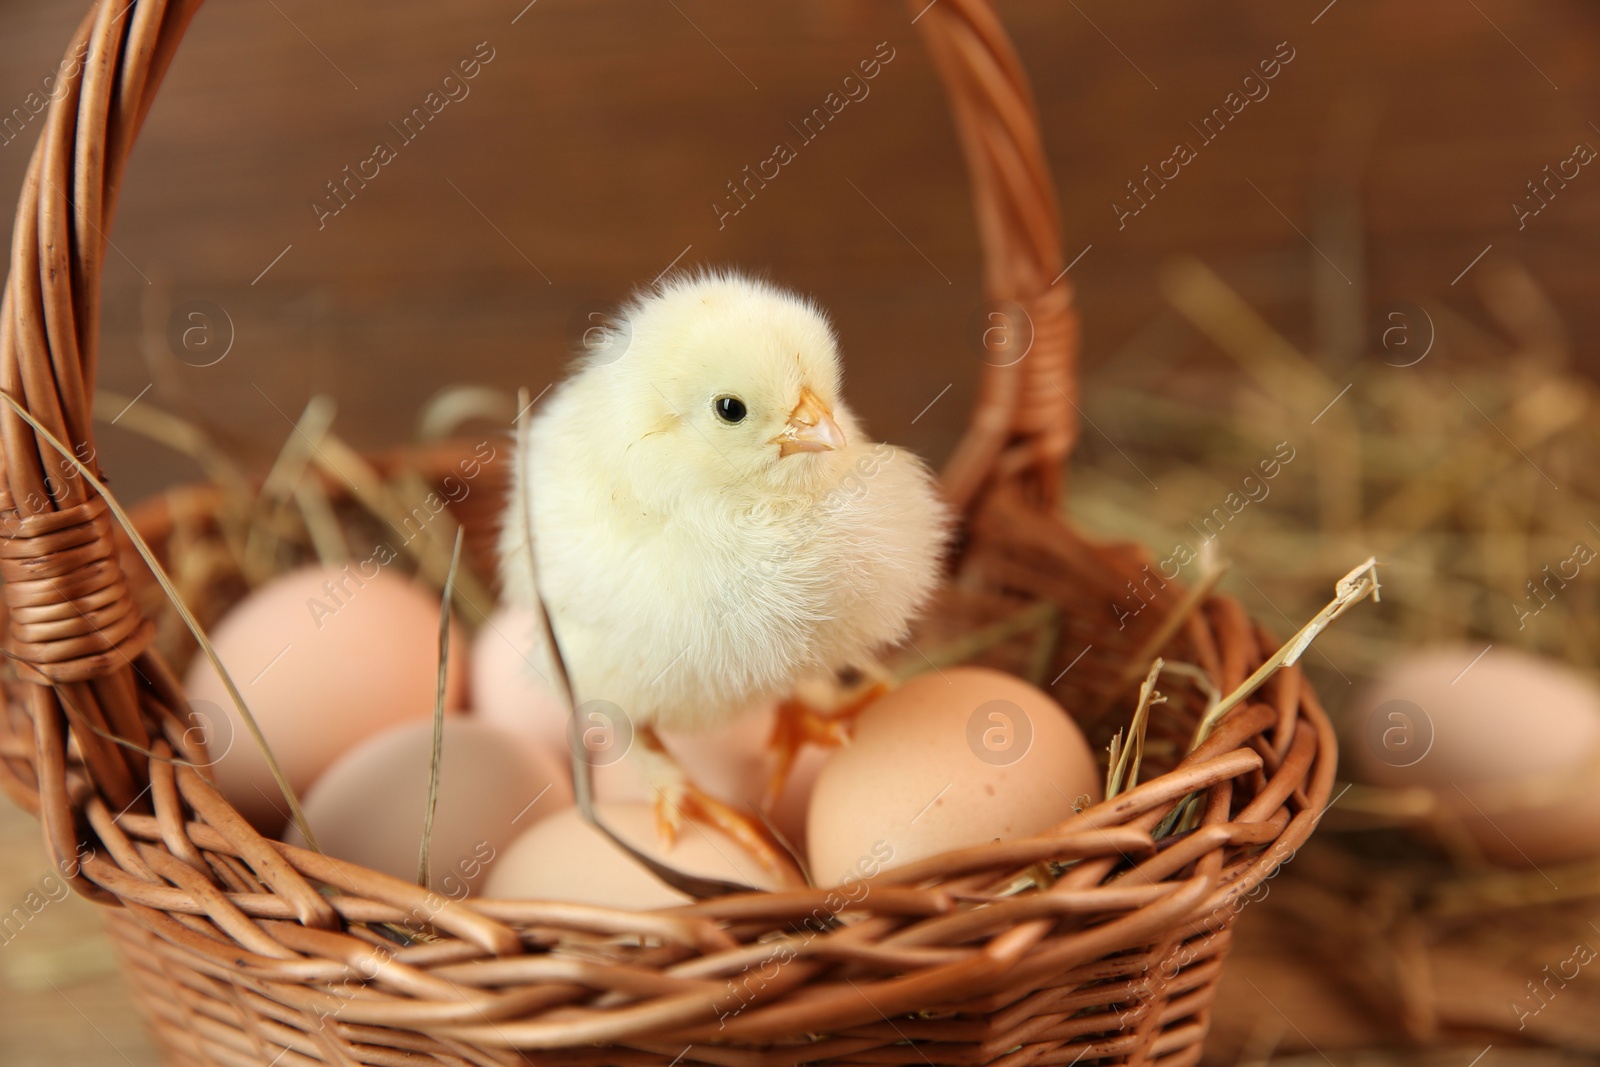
[{"x1": 714, "y1": 396, "x2": 747, "y2": 424}]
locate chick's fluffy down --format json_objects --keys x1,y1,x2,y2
[{"x1": 499, "y1": 272, "x2": 948, "y2": 733}]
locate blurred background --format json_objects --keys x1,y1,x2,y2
[{"x1": 2, "y1": 0, "x2": 1599, "y2": 1064}]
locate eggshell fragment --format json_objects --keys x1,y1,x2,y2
[
  {"x1": 484, "y1": 803, "x2": 782, "y2": 909},
  {"x1": 284, "y1": 719, "x2": 571, "y2": 896},
  {"x1": 185, "y1": 566, "x2": 469, "y2": 834},
  {"x1": 1349, "y1": 645, "x2": 1600, "y2": 866},
  {"x1": 806, "y1": 667, "x2": 1100, "y2": 888}
]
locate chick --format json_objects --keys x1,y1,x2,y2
[{"x1": 498, "y1": 271, "x2": 948, "y2": 869}]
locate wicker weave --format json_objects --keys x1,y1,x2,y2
[{"x1": 0, "y1": 1, "x2": 1336, "y2": 1064}]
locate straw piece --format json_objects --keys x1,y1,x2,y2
[
  {"x1": 418, "y1": 527, "x2": 463, "y2": 889},
  {"x1": 93, "y1": 387, "x2": 252, "y2": 514},
  {"x1": 242, "y1": 395, "x2": 336, "y2": 583},
  {"x1": 290, "y1": 477, "x2": 349, "y2": 565},
  {"x1": 1106, "y1": 658, "x2": 1164, "y2": 799},
  {"x1": 1192, "y1": 557, "x2": 1380, "y2": 750},
  {"x1": 1159, "y1": 257, "x2": 1337, "y2": 402},
  {"x1": 306, "y1": 429, "x2": 495, "y2": 625},
  {"x1": 257, "y1": 396, "x2": 336, "y2": 510},
  {"x1": 889, "y1": 600, "x2": 1058, "y2": 682},
  {"x1": 1112, "y1": 560, "x2": 1227, "y2": 696},
  {"x1": 415, "y1": 385, "x2": 518, "y2": 442}
]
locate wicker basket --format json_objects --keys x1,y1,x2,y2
[{"x1": 0, "y1": 1, "x2": 1336, "y2": 1064}]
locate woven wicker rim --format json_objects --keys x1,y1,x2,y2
[{"x1": 0, "y1": 0, "x2": 1336, "y2": 1060}]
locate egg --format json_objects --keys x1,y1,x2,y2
[
  {"x1": 469, "y1": 605, "x2": 569, "y2": 751},
  {"x1": 593, "y1": 702, "x2": 825, "y2": 846},
  {"x1": 484, "y1": 803, "x2": 782, "y2": 909},
  {"x1": 805, "y1": 667, "x2": 1101, "y2": 888},
  {"x1": 1349, "y1": 645, "x2": 1600, "y2": 866},
  {"x1": 185, "y1": 565, "x2": 469, "y2": 834},
  {"x1": 768, "y1": 743, "x2": 830, "y2": 849},
  {"x1": 284, "y1": 719, "x2": 571, "y2": 896}
]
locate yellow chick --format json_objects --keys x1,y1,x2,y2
[{"x1": 498, "y1": 271, "x2": 948, "y2": 867}]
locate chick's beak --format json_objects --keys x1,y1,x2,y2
[{"x1": 775, "y1": 388, "x2": 846, "y2": 457}]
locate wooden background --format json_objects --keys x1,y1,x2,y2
[{"x1": 2, "y1": 0, "x2": 1598, "y2": 1063}]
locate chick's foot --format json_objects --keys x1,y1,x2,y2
[
  {"x1": 763, "y1": 680, "x2": 890, "y2": 811},
  {"x1": 636, "y1": 726, "x2": 801, "y2": 883}
]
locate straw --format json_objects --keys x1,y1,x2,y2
[
  {"x1": 1191, "y1": 556, "x2": 1381, "y2": 750},
  {"x1": 418, "y1": 527, "x2": 464, "y2": 889},
  {"x1": 1102, "y1": 560, "x2": 1227, "y2": 714},
  {"x1": 307, "y1": 429, "x2": 495, "y2": 625},
  {"x1": 415, "y1": 385, "x2": 518, "y2": 442},
  {"x1": 291, "y1": 477, "x2": 350, "y2": 565},
  {"x1": 889, "y1": 600, "x2": 1059, "y2": 683},
  {"x1": 94, "y1": 387, "x2": 253, "y2": 513},
  {"x1": 1106, "y1": 658, "x2": 1164, "y2": 799},
  {"x1": 242, "y1": 395, "x2": 337, "y2": 582}
]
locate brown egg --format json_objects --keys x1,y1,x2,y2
[
  {"x1": 184, "y1": 566, "x2": 469, "y2": 834},
  {"x1": 1349, "y1": 645, "x2": 1600, "y2": 866},
  {"x1": 284, "y1": 719, "x2": 571, "y2": 897},
  {"x1": 484, "y1": 803, "x2": 782, "y2": 909},
  {"x1": 806, "y1": 667, "x2": 1101, "y2": 888},
  {"x1": 469, "y1": 605, "x2": 570, "y2": 752}
]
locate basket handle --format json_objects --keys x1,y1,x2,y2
[
  {"x1": 1, "y1": 0, "x2": 203, "y2": 689},
  {"x1": 911, "y1": 0, "x2": 1079, "y2": 512},
  {"x1": 0, "y1": 0, "x2": 1074, "y2": 691}
]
